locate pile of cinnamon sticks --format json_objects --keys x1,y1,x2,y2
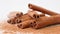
[{"x1": 7, "y1": 4, "x2": 60, "y2": 29}]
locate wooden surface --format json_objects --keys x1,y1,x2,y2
[{"x1": 0, "y1": 21, "x2": 60, "y2": 34}]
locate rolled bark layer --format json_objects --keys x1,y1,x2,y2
[
  {"x1": 27, "y1": 10, "x2": 45, "y2": 18},
  {"x1": 17, "y1": 19, "x2": 36, "y2": 29},
  {"x1": 28, "y1": 4, "x2": 59, "y2": 16},
  {"x1": 30, "y1": 15, "x2": 60, "y2": 29},
  {"x1": 15, "y1": 14, "x2": 32, "y2": 23},
  {"x1": 7, "y1": 17, "x2": 17, "y2": 24}
]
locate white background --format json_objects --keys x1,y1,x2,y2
[{"x1": 0, "y1": 0, "x2": 60, "y2": 21}]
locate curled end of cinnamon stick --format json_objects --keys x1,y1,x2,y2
[
  {"x1": 15, "y1": 19, "x2": 22, "y2": 24},
  {"x1": 7, "y1": 19, "x2": 11, "y2": 24},
  {"x1": 37, "y1": 15, "x2": 40, "y2": 18},
  {"x1": 33, "y1": 14, "x2": 36, "y2": 18},
  {"x1": 16, "y1": 12, "x2": 23, "y2": 17},
  {"x1": 28, "y1": 3, "x2": 32, "y2": 9},
  {"x1": 30, "y1": 21, "x2": 37, "y2": 28},
  {"x1": 17, "y1": 24, "x2": 24, "y2": 29},
  {"x1": 33, "y1": 14, "x2": 40, "y2": 18},
  {"x1": 7, "y1": 20, "x2": 16, "y2": 24},
  {"x1": 7, "y1": 17, "x2": 17, "y2": 24}
]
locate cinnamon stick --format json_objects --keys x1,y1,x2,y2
[
  {"x1": 27, "y1": 10, "x2": 45, "y2": 18},
  {"x1": 15, "y1": 14, "x2": 32, "y2": 23},
  {"x1": 28, "y1": 4, "x2": 59, "y2": 16},
  {"x1": 30, "y1": 15, "x2": 60, "y2": 29},
  {"x1": 17, "y1": 19, "x2": 36, "y2": 29},
  {"x1": 7, "y1": 17, "x2": 17, "y2": 24},
  {"x1": 7, "y1": 13, "x2": 32, "y2": 24}
]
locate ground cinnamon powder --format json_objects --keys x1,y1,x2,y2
[{"x1": 0, "y1": 21, "x2": 60, "y2": 34}]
